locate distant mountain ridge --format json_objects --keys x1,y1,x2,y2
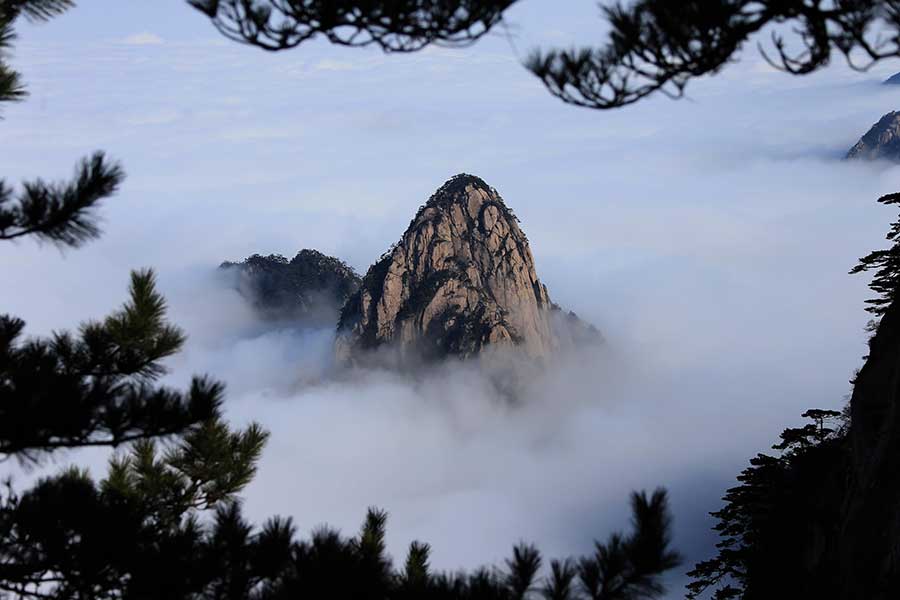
[
  {"x1": 847, "y1": 111, "x2": 900, "y2": 161},
  {"x1": 220, "y1": 249, "x2": 361, "y2": 326}
]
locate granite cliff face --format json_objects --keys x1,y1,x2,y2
[
  {"x1": 732, "y1": 298, "x2": 900, "y2": 598},
  {"x1": 220, "y1": 250, "x2": 361, "y2": 326},
  {"x1": 782, "y1": 299, "x2": 900, "y2": 599},
  {"x1": 336, "y1": 174, "x2": 597, "y2": 365},
  {"x1": 834, "y1": 299, "x2": 900, "y2": 599},
  {"x1": 846, "y1": 111, "x2": 900, "y2": 161}
]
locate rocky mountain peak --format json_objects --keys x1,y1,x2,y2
[
  {"x1": 335, "y1": 174, "x2": 597, "y2": 366},
  {"x1": 411, "y1": 173, "x2": 510, "y2": 221},
  {"x1": 846, "y1": 111, "x2": 900, "y2": 161}
]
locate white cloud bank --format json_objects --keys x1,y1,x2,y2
[{"x1": 121, "y1": 32, "x2": 164, "y2": 46}]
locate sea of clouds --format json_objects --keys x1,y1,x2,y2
[{"x1": 5, "y1": 1, "x2": 900, "y2": 594}]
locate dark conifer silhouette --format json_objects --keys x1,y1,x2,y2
[
  {"x1": 684, "y1": 190, "x2": 900, "y2": 599},
  {"x1": 186, "y1": 1, "x2": 900, "y2": 110},
  {"x1": 506, "y1": 543, "x2": 542, "y2": 599},
  {"x1": 249, "y1": 494, "x2": 678, "y2": 600},
  {"x1": 0, "y1": 270, "x2": 229, "y2": 461},
  {"x1": 2, "y1": 461, "x2": 679, "y2": 598},
  {"x1": 851, "y1": 192, "x2": 900, "y2": 317},
  {"x1": 186, "y1": 0, "x2": 515, "y2": 52},
  {"x1": 0, "y1": 3, "x2": 272, "y2": 597},
  {"x1": 0, "y1": 152, "x2": 122, "y2": 246},
  {"x1": 685, "y1": 409, "x2": 847, "y2": 599},
  {"x1": 0, "y1": 1, "x2": 73, "y2": 103},
  {"x1": 541, "y1": 559, "x2": 577, "y2": 600},
  {"x1": 0, "y1": 4, "x2": 246, "y2": 466},
  {"x1": 526, "y1": 1, "x2": 900, "y2": 109}
]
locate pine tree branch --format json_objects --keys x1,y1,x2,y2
[
  {"x1": 0, "y1": 427, "x2": 193, "y2": 454},
  {"x1": 187, "y1": 0, "x2": 516, "y2": 53},
  {"x1": 527, "y1": 1, "x2": 900, "y2": 110},
  {"x1": 0, "y1": 152, "x2": 124, "y2": 248},
  {"x1": 2, "y1": 0, "x2": 75, "y2": 22},
  {"x1": 0, "y1": 272, "x2": 221, "y2": 461}
]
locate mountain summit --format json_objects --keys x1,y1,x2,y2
[
  {"x1": 336, "y1": 174, "x2": 597, "y2": 365},
  {"x1": 846, "y1": 111, "x2": 900, "y2": 161},
  {"x1": 220, "y1": 250, "x2": 361, "y2": 325}
]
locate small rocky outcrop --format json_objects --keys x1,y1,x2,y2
[
  {"x1": 220, "y1": 250, "x2": 361, "y2": 326},
  {"x1": 846, "y1": 111, "x2": 900, "y2": 161},
  {"x1": 335, "y1": 174, "x2": 598, "y2": 365}
]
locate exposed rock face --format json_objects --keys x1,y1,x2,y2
[
  {"x1": 220, "y1": 250, "x2": 361, "y2": 326},
  {"x1": 772, "y1": 300, "x2": 900, "y2": 599},
  {"x1": 846, "y1": 111, "x2": 900, "y2": 161},
  {"x1": 336, "y1": 174, "x2": 596, "y2": 365},
  {"x1": 834, "y1": 299, "x2": 900, "y2": 599}
]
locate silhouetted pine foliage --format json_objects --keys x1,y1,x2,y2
[
  {"x1": 851, "y1": 192, "x2": 900, "y2": 316},
  {"x1": 187, "y1": 1, "x2": 900, "y2": 110},
  {"x1": 541, "y1": 559, "x2": 576, "y2": 600},
  {"x1": 0, "y1": 152, "x2": 124, "y2": 246},
  {"x1": 526, "y1": 1, "x2": 900, "y2": 109},
  {"x1": 0, "y1": 6, "x2": 120, "y2": 250},
  {"x1": 0, "y1": 4, "x2": 237, "y2": 466},
  {"x1": 1, "y1": 472, "x2": 680, "y2": 598},
  {"x1": 193, "y1": 491, "x2": 678, "y2": 600},
  {"x1": 684, "y1": 191, "x2": 900, "y2": 599},
  {"x1": 0, "y1": 1, "x2": 73, "y2": 105},
  {"x1": 0, "y1": 269, "x2": 230, "y2": 460},
  {"x1": 685, "y1": 409, "x2": 847, "y2": 600},
  {"x1": 0, "y1": 3, "x2": 272, "y2": 598},
  {"x1": 0, "y1": 423, "x2": 268, "y2": 598},
  {"x1": 186, "y1": 0, "x2": 515, "y2": 52},
  {"x1": 506, "y1": 543, "x2": 542, "y2": 599}
]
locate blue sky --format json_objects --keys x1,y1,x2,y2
[{"x1": 5, "y1": 1, "x2": 900, "y2": 594}]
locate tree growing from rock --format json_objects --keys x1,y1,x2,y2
[
  {"x1": 851, "y1": 192, "x2": 900, "y2": 317},
  {"x1": 685, "y1": 409, "x2": 846, "y2": 600}
]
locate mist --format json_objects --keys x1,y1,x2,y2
[{"x1": 3, "y1": 1, "x2": 900, "y2": 594}]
